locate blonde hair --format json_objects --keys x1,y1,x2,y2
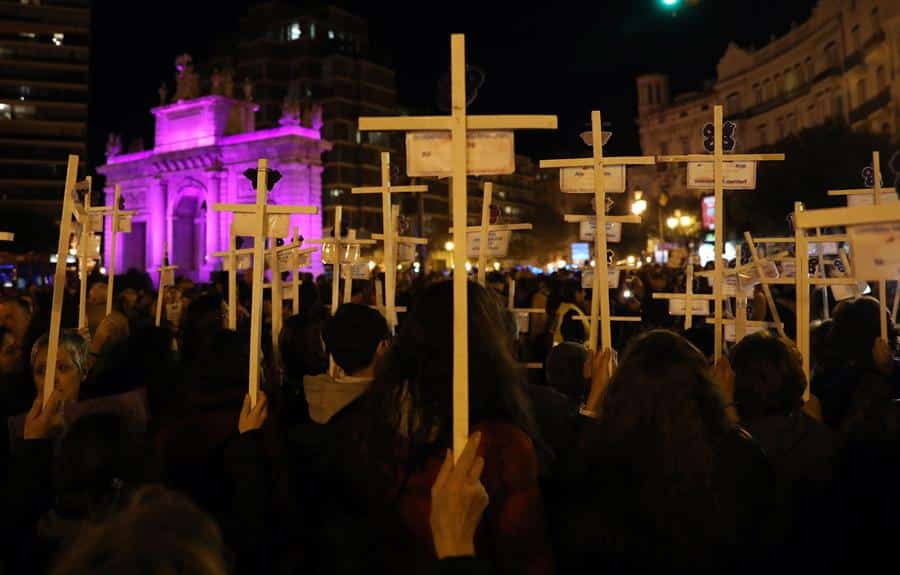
[{"x1": 30, "y1": 330, "x2": 88, "y2": 377}]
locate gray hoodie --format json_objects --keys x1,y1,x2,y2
[{"x1": 302, "y1": 373, "x2": 373, "y2": 424}]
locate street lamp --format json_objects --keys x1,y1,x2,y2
[
  {"x1": 444, "y1": 240, "x2": 454, "y2": 251},
  {"x1": 631, "y1": 190, "x2": 647, "y2": 216},
  {"x1": 666, "y1": 216, "x2": 679, "y2": 230},
  {"x1": 679, "y1": 214, "x2": 693, "y2": 228}
]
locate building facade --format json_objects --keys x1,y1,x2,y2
[
  {"x1": 637, "y1": 0, "x2": 900, "y2": 156},
  {"x1": 98, "y1": 65, "x2": 330, "y2": 282},
  {"x1": 218, "y1": 2, "x2": 399, "y2": 233},
  {"x1": 0, "y1": 0, "x2": 89, "y2": 230}
]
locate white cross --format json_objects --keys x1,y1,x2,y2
[
  {"x1": 209, "y1": 223, "x2": 247, "y2": 331},
  {"x1": 651, "y1": 264, "x2": 716, "y2": 330},
  {"x1": 351, "y1": 152, "x2": 427, "y2": 330},
  {"x1": 90, "y1": 184, "x2": 137, "y2": 316},
  {"x1": 357, "y1": 34, "x2": 557, "y2": 457},
  {"x1": 264, "y1": 230, "x2": 316, "y2": 364},
  {"x1": 540, "y1": 111, "x2": 654, "y2": 360},
  {"x1": 72, "y1": 176, "x2": 99, "y2": 331},
  {"x1": 658, "y1": 105, "x2": 784, "y2": 361},
  {"x1": 43, "y1": 155, "x2": 81, "y2": 406},
  {"x1": 212, "y1": 158, "x2": 319, "y2": 407},
  {"x1": 155, "y1": 243, "x2": 178, "y2": 327}
]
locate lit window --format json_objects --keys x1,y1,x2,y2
[
  {"x1": 355, "y1": 130, "x2": 361, "y2": 144},
  {"x1": 51, "y1": 33, "x2": 64, "y2": 46},
  {"x1": 503, "y1": 206, "x2": 512, "y2": 215},
  {"x1": 289, "y1": 22, "x2": 302, "y2": 41},
  {"x1": 0, "y1": 103, "x2": 10, "y2": 120},
  {"x1": 330, "y1": 189, "x2": 343, "y2": 198},
  {"x1": 328, "y1": 30, "x2": 335, "y2": 39},
  {"x1": 310, "y1": 23, "x2": 316, "y2": 39},
  {"x1": 19, "y1": 32, "x2": 36, "y2": 39}
]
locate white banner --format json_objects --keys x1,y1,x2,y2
[
  {"x1": 406, "y1": 131, "x2": 515, "y2": 177},
  {"x1": 559, "y1": 166, "x2": 626, "y2": 194},
  {"x1": 848, "y1": 222, "x2": 900, "y2": 279},
  {"x1": 581, "y1": 268, "x2": 621, "y2": 290},
  {"x1": 233, "y1": 213, "x2": 291, "y2": 238},
  {"x1": 687, "y1": 161, "x2": 757, "y2": 190},
  {"x1": 847, "y1": 191, "x2": 899, "y2": 207},
  {"x1": 579, "y1": 220, "x2": 622, "y2": 243},
  {"x1": 668, "y1": 298, "x2": 710, "y2": 316},
  {"x1": 466, "y1": 229, "x2": 511, "y2": 258}
]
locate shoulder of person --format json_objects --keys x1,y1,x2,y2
[{"x1": 471, "y1": 421, "x2": 539, "y2": 487}]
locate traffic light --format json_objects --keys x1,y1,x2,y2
[{"x1": 661, "y1": 0, "x2": 680, "y2": 7}]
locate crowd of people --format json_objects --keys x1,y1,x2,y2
[{"x1": 0, "y1": 261, "x2": 897, "y2": 574}]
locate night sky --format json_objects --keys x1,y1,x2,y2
[{"x1": 89, "y1": 0, "x2": 818, "y2": 168}]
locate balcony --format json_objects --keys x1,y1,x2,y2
[
  {"x1": 849, "y1": 87, "x2": 891, "y2": 125},
  {"x1": 728, "y1": 83, "x2": 811, "y2": 121}
]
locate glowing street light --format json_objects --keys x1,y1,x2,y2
[
  {"x1": 679, "y1": 214, "x2": 693, "y2": 228},
  {"x1": 444, "y1": 240, "x2": 454, "y2": 251},
  {"x1": 631, "y1": 190, "x2": 647, "y2": 216},
  {"x1": 666, "y1": 216, "x2": 679, "y2": 230}
]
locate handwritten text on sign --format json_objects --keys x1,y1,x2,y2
[
  {"x1": 668, "y1": 299, "x2": 710, "y2": 316},
  {"x1": 581, "y1": 268, "x2": 621, "y2": 290},
  {"x1": 559, "y1": 166, "x2": 626, "y2": 194},
  {"x1": 466, "y1": 229, "x2": 511, "y2": 258},
  {"x1": 406, "y1": 131, "x2": 515, "y2": 177},
  {"x1": 848, "y1": 222, "x2": 900, "y2": 280},
  {"x1": 687, "y1": 161, "x2": 757, "y2": 190},
  {"x1": 579, "y1": 220, "x2": 622, "y2": 243}
]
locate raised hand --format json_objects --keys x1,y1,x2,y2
[
  {"x1": 238, "y1": 391, "x2": 268, "y2": 434},
  {"x1": 24, "y1": 391, "x2": 64, "y2": 440},
  {"x1": 430, "y1": 432, "x2": 489, "y2": 559}
]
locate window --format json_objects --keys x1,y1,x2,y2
[
  {"x1": 776, "y1": 117, "x2": 785, "y2": 140},
  {"x1": 680, "y1": 137, "x2": 690, "y2": 154},
  {"x1": 753, "y1": 83, "x2": 762, "y2": 105},
  {"x1": 655, "y1": 84, "x2": 661, "y2": 105},
  {"x1": 851, "y1": 25, "x2": 861, "y2": 51},
  {"x1": 762, "y1": 79, "x2": 771, "y2": 100},
  {"x1": 825, "y1": 42, "x2": 839, "y2": 68},
  {"x1": 857, "y1": 77, "x2": 867, "y2": 105},
  {"x1": 832, "y1": 94, "x2": 844, "y2": 119},
  {"x1": 289, "y1": 22, "x2": 302, "y2": 41},
  {"x1": 787, "y1": 113, "x2": 797, "y2": 134},
  {"x1": 774, "y1": 73, "x2": 782, "y2": 96},
  {"x1": 51, "y1": 33, "x2": 64, "y2": 46},
  {"x1": 0, "y1": 103, "x2": 10, "y2": 120},
  {"x1": 646, "y1": 84, "x2": 653, "y2": 104},
  {"x1": 726, "y1": 92, "x2": 741, "y2": 115},
  {"x1": 659, "y1": 141, "x2": 669, "y2": 155},
  {"x1": 328, "y1": 30, "x2": 335, "y2": 39},
  {"x1": 871, "y1": 7, "x2": 880, "y2": 34},
  {"x1": 876, "y1": 65, "x2": 886, "y2": 90},
  {"x1": 805, "y1": 57, "x2": 814, "y2": 82},
  {"x1": 310, "y1": 23, "x2": 316, "y2": 39},
  {"x1": 757, "y1": 125, "x2": 768, "y2": 146}
]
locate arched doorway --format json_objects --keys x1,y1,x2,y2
[{"x1": 171, "y1": 194, "x2": 206, "y2": 279}]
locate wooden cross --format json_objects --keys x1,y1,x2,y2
[
  {"x1": 265, "y1": 230, "x2": 316, "y2": 363},
  {"x1": 155, "y1": 243, "x2": 178, "y2": 327},
  {"x1": 372, "y1": 204, "x2": 426, "y2": 324},
  {"x1": 89, "y1": 185, "x2": 137, "y2": 316},
  {"x1": 657, "y1": 106, "x2": 784, "y2": 360},
  {"x1": 209, "y1": 223, "x2": 248, "y2": 331},
  {"x1": 793, "y1": 199, "x2": 900, "y2": 379},
  {"x1": 43, "y1": 155, "x2": 80, "y2": 406},
  {"x1": 212, "y1": 158, "x2": 318, "y2": 407},
  {"x1": 73, "y1": 176, "x2": 99, "y2": 331},
  {"x1": 652, "y1": 264, "x2": 715, "y2": 329},
  {"x1": 572, "y1": 261, "x2": 644, "y2": 327},
  {"x1": 448, "y1": 182, "x2": 532, "y2": 285},
  {"x1": 357, "y1": 34, "x2": 557, "y2": 457},
  {"x1": 540, "y1": 111, "x2": 654, "y2": 358},
  {"x1": 308, "y1": 205, "x2": 375, "y2": 316},
  {"x1": 351, "y1": 152, "x2": 427, "y2": 329}
]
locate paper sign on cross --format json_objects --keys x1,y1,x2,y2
[
  {"x1": 657, "y1": 105, "x2": 784, "y2": 361},
  {"x1": 448, "y1": 182, "x2": 532, "y2": 285},
  {"x1": 358, "y1": 34, "x2": 557, "y2": 458},
  {"x1": 540, "y1": 111, "x2": 654, "y2": 360},
  {"x1": 212, "y1": 158, "x2": 319, "y2": 407},
  {"x1": 155, "y1": 243, "x2": 178, "y2": 327},
  {"x1": 351, "y1": 152, "x2": 428, "y2": 330},
  {"x1": 652, "y1": 265, "x2": 715, "y2": 330},
  {"x1": 43, "y1": 155, "x2": 81, "y2": 406}
]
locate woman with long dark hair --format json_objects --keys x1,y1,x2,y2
[
  {"x1": 334, "y1": 280, "x2": 553, "y2": 575},
  {"x1": 559, "y1": 330, "x2": 775, "y2": 574}
]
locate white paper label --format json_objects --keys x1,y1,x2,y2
[
  {"x1": 559, "y1": 166, "x2": 626, "y2": 194},
  {"x1": 223, "y1": 254, "x2": 251, "y2": 272},
  {"x1": 406, "y1": 131, "x2": 515, "y2": 177},
  {"x1": 722, "y1": 274, "x2": 755, "y2": 297},
  {"x1": 466, "y1": 229, "x2": 511, "y2": 258},
  {"x1": 90, "y1": 214, "x2": 104, "y2": 233},
  {"x1": 160, "y1": 269, "x2": 175, "y2": 286},
  {"x1": 830, "y1": 283, "x2": 864, "y2": 301},
  {"x1": 397, "y1": 243, "x2": 417, "y2": 262},
  {"x1": 87, "y1": 235, "x2": 101, "y2": 256},
  {"x1": 117, "y1": 214, "x2": 133, "y2": 233},
  {"x1": 848, "y1": 222, "x2": 900, "y2": 279},
  {"x1": 516, "y1": 311, "x2": 530, "y2": 334},
  {"x1": 233, "y1": 213, "x2": 291, "y2": 238},
  {"x1": 351, "y1": 263, "x2": 370, "y2": 280},
  {"x1": 687, "y1": 161, "x2": 757, "y2": 190},
  {"x1": 668, "y1": 298, "x2": 710, "y2": 316},
  {"x1": 847, "y1": 191, "x2": 899, "y2": 207},
  {"x1": 581, "y1": 268, "x2": 621, "y2": 290},
  {"x1": 780, "y1": 260, "x2": 796, "y2": 278},
  {"x1": 724, "y1": 322, "x2": 768, "y2": 343},
  {"x1": 579, "y1": 220, "x2": 622, "y2": 242}
]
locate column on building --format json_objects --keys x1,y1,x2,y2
[
  {"x1": 148, "y1": 175, "x2": 168, "y2": 279},
  {"x1": 205, "y1": 167, "x2": 225, "y2": 279}
]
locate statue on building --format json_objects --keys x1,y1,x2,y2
[
  {"x1": 242, "y1": 77, "x2": 254, "y2": 102},
  {"x1": 158, "y1": 82, "x2": 168, "y2": 105},
  {"x1": 173, "y1": 54, "x2": 200, "y2": 101},
  {"x1": 279, "y1": 81, "x2": 302, "y2": 127},
  {"x1": 105, "y1": 133, "x2": 122, "y2": 159},
  {"x1": 309, "y1": 103, "x2": 323, "y2": 131}
]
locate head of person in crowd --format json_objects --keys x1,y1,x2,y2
[
  {"x1": 0, "y1": 295, "x2": 33, "y2": 346},
  {"x1": 0, "y1": 325, "x2": 23, "y2": 378},
  {"x1": 323, "y1": 303, "x2": 390, "y2": 379},
  {"x1": 830, "y1": 296, "x2": 897, "y2": 375},
  {"x1": 545, "y1": 311, "x2": 589, "y2": 401},
  {"x1": 730, "y1": 332, "x2": 806, "y2": 422},
  {"x1": 179, "y1": 293, "x2": 227, "y2": 363},
  {"x1": 366, "y1": 280, "x2": 539, "y2": 460},
  {"x1": 30, "y1": 330, "x2": 88, "y2": 403},
  {"x1": 51, "y1": 486, "x2": 229, "y2": 575},
  {"x1": 809, "y1": 318, "x2": 836, "y2": 376},
  {"x1": 114, "y1": 289, "x2": 140, "y2": 322},
  {"x1": 280, "y1": 309, "x2": 329, "y2": 384}
]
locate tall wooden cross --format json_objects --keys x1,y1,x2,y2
[
  {"x1": 155, "y1": 243, "x2": 178, "y2": 327},
  {"x1": 210, "y1": 223, "x2": 249, "y2": 331},
  {"x1": 793, "y1": 199, "x2": 900, "y2": 379},
  {"x1": 43, "y1": 155, "x2": 80, "y2": 406},
  {"x1": 265, "y1": 231, "x2": 316, "y2": 363},
  {"x1": 351, "y1": 152, "x2": 428, "y2": 329},
  {"x1": 357, "y1": 34, "x2": 557, "y2": 457},
  {"x1": 73, "y1": 176, "x2": 99, "y2": 331},
  {"x1": 540, "y1": 111, "x2": 654, "y2": 358},
  {"x1": 212, "y1": 158, "x2": 318, "y2": 406},
  {"x1": 657, "y1": 105, "x2": 784, "y2": 360},
  {"x1": 89, "y1": 184, "x2": 136, "y2": 316},
  {"x1": 651, "y1": 264, "x2": 715, "y2": 330},
  {"x1": 308, "y1": 205, "x2": 375, "y2": 316}
]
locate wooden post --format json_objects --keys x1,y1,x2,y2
[
  {"x1": 155, "y1": 243, "x2": 178, "y2": 327},
  {"x1": 743, "y1": 232, "x2": 786, "y2": 338},
  {"x1": 478, "y1": 183, "x2": 493, "y2": 286},
  {"x1": 357, "y1": 34, "x2": 556, "y2": 458},
  {"x1": 105, "y1": 185, "x2": 120, "y2": 316},
  {"x1": 290, "y1": 228, "x2": 301, "y2": 316},
  {"x1": 269, "y1": 236, "x2": 284, "y2": 366},
  {"x1": 44, "y1": 155, "x2": 80, "y2": 406},
  {"x1": 228, "y1": 224, "x2": 238, "y2": 330},
  {"x1": 77, "y1": 179, "x2": 92, "y2": 331},
  {"x1": 331, "y1": 206, "x2": 342, "y2": 315},
  {"x1": 652, "y1": 264, "x2": 716, "y2": 330}
]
